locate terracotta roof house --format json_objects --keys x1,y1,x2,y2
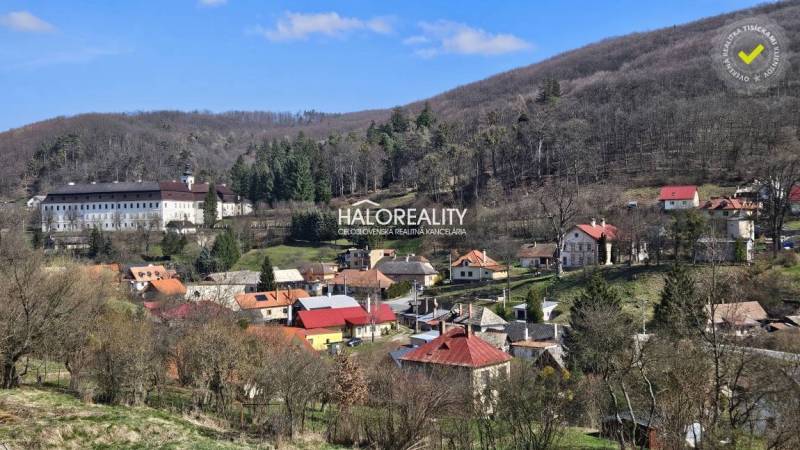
[
  {"x1": 700, "y1": 196, "x2": 758, "y2": 217},
  {"x1": 146, "y1": 278, "x2": 188, "y2": 298},
  {"x1": 127, "y1": 264, "x2": 171, "y2": 292},
  {"x1": 235, "y1": 288, "x2": 309, "y2": 324},
  {"x1": 400, "y1": 323, "x2": 511, "y2": 397},
  {"x1": 451, "y1": 250, "x2": 508, "y2": 281},
  {"x1": 295, "y1": 304, "x2": 397, "y2": 339},
  {"x1": 517, "y1": 243, "x2": 558, "y2": 269},
  {"x1": 562, "y1": 219, "x2": 622, "y2": 268},
  {"x1": 659, "y1": 185, "x2": 700, "y2": 210},
  {"x1": 375, "y1": 255, "x2": 439, "y2": 287},
  {"x1": 331, "y1": 268, "x2": 395, "y2": 298},
  {"x1": 707, "y1": 301, "x2": 768, "y2": 335}
]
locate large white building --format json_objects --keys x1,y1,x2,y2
[{"x1": 40, "y1": 168, "x2": 252, "y2": 232}]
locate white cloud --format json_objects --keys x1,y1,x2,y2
[
  {"x1": 5, "y1": 47, "x2": 126, "y2": 71},
  {"x1": 408, "y1": 20, "x2": 530, "y2": 57},
  {"x1": 0, "y1": 11, "x2": 55, "y2": 33},
  {"x1": 198, "y1": 0, "x2": 227, "y2": 7},
  {"x1": 251, "y1": 11, "x2": 392, "y2": 42}
]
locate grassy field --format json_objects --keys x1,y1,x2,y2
[{"x1": 557, "y1": 428, "x2": 616, "y2": 449}]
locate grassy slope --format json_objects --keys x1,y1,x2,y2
[
  {"x1": 0, "y1": 387, "x2": 251, "y2": 449},
  {"x1": 234, "y1": 244, "x2": 342, "y2": 270}
]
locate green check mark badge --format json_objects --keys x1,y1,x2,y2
[{"x1": 738, "y1": 44, "x2": 764, "y2": 64}]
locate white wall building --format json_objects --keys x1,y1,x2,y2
[
  {"x1": 561, "y1": 219, "x2": 617, "y2": 268},
  {"x1": 39, "y1": 168, "x2": 252, "y2": 232}
]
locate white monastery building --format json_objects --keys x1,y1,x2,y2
[{"x1": 40, "y1": 167, "x2": 252, "y2": 232}]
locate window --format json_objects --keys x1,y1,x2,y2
[{"x1": 460, "y1": 271, "x2": 466, "y2": 277}]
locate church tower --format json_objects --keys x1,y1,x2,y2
[{"x1": 180, "y1": 164, "x2": 195, "y2": 190}]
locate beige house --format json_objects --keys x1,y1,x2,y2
[
  {"x1": 234, "y1": 289, "x2": 309, "y2": 324},
  {"x1": 451, "y1": 250, "x2": 508, "y2": 281},
  {"x1": 375, "y1": 255, "x2": 439, "y2": 287},
  {"x1": 561, "y1": 219, "x2": 617, "y2": 268}
]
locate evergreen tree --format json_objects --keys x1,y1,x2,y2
[
  {"x1": 415, "y1": 102, "x2": 435, "y2": 129},
  {"x1": 161, "y1": 230, "x2": 187, "y2": 257},
  {"x1": 389, "y1": 106, "x2": 410, "y2": 133},
  {"x1": 195, "y1": 246, "x2": 218, "y2": 275},
  {"x1": 525, "y1": 288, "x2": 544, "y2": 323},
  {"x1": 314, "y1": 174, "x2": 332, "y2": 204},
  {"x1": 203, "y1": 183, "x2": 218, "y2": 228},
  {"x1": 210, "y1": 229, "x2": 240, "y2": 271},
  {"x1": 494, "y1": 303, "x2": 510, "y2": 321},
  {"x1": 287, "y1": 155, "x2": 315, "y2": 202},
  {"x1": 652, "y1": 264, "x2": 703, "y2": 337},
  {"x1": 31, "y1": 228, "x2": 43, "y2": 249},
  {"x1": 257, "y1": 255, "x2": 276, "y2": 292},
  {"x1": 230, "y1": 155, "x2": 250, "y2": 197}
]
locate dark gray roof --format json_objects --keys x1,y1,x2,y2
[
  {"x1": 375, "y1": 258, "x2": 438, "y2": 276},
  {"x1": 48, "y1": 181, "x2": 161, "y2": 195},
  {"x1": 505, "y1": 322, "x2": 567, "y2": 343},
  {"x1": 450, "y1": 303, "x2": 507, "y2": 328},
  {"x1": 389, "y1": 346, "x2": 414, "y2": 367}
]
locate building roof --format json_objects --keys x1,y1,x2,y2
[
  {"x1": 708, "y1": 301, "x2": 768, "y2": 327},
  {"x1": 235, "y1": 289, "x2": 310, "y2": 310},
  {"x1": 785, "y1": 315, "x2": 800, "y2": 326},
  {"x1": 410, "y1": 330, "x2": 441, "y2": 343},
  {"x1": 297, "y1": 262, "x2": 338, "y2": 281},
  {"x1": 389, "y1": 346, "x2": 415, "y2": 367},
  {"x1": 659, "y1": 185, "x2": 698, "y2": 201},
  {"x1": 295, "y1": 295, "x2": 360, "y2": 311},
  {"x1": 129, "y1": 265, "x2": 170, "y2": 282},
  {"x1": 517, "y1": 243, "x2": 558, "y2": 259},
  {"x1": 512, "y1": 301, "x2": 558, "y2": 311},
  {"x1": 505, "y1": 322, "x2": 567, "y2": 343},
  {"x1": 451, "y1": 250, "x2": 505, "y2": 271},
  {"x1": 574, "y1": 222, "x2": 618, "y2": 241},
  {"x1": 400, "y1": 327, "x2": 511, "y2": 369},
  {"x1": 295, "y1": 304, "x2": 396, "y2": 329},
  {"x1": 43, "y1": 180, "x2": 237, "y2": 203},
  {"x1": 450, "y1": 303, "x2": 508, "y2": 328},
  {"x1": 48, "y1": 181, "x2": 161, "y2": 196},
  {"x1": 331, "y1": 269, "x2": 395, "y2": 289},
  {"x1": 149, "y1": 278, "x2": 188, "y2": 296},
  {"x1": 375, "y1": 257, "x2": 438, "y2": 276},
  {"x1": 204, "y1": 270, "x2": 260, "y2": 285},
  {"x1": 475, "y1": 330, "x2": 508, "y2": 350},
  {"x1": 273, "y1": 268, "x2": 304, "y2": 284},
  {"x1": 700, "y1": 196, "x2": 758, "y2": 212},
  {"x1": 246, "y1": 326, "x2": 315, "y2": 351}
]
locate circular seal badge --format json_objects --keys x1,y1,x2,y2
[{"x1": 712, "y1": 16, "x2": 790, "y2": 94}]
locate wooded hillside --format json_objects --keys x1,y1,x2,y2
[{"x1": 2, "y1": 0, "x2": 799, "y2": 200}]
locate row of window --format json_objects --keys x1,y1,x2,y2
[
  {"x1": 44, "y1": 202, "x2": 160, "y2": 212},
  {"x1": 567, "y1": 242, "x2": 597, "y2": 252},
  {"x1": 49, "y1": 221, "x2": 159, "y2": 230}
]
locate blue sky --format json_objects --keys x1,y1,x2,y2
[{"x1": 0, "y1": 0, "x2": 771, "y2": 132}]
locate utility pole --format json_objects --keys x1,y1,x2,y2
[{"x1": 413, "y1": 279, "x2": 419, "y2": 333}]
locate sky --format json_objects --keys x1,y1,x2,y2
[{"x1": 0, "y1": 0, "x2": 773, "y2": 132}]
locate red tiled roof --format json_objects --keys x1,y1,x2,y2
[
  {"x1": 295, "y1": 304, "x2": 396, "y2": 329},
  {"x1": 575, "y1": 223, "x2": 618, "y2": 241},
  {"x1": 658, "y1": 185, "x2": 698, "y2": 201},
  {"x1": 149, "y1": 278, "x2": 187, "y2": 296},
  {"x1": 400, "y1": 327, "x2": 511, "y2": 368},
  {"x1": 451, "y1": 250, "x2": 505, "y2": 271},
  {"x1": 129, "y1": 265, "x2": 170, "y2": 282},
  {"x1": 700, "y1": 196, "x2": 757, "y2": 211},
  {"x1": 234, "y1": 289, "x2": 309, "y2": 310}
]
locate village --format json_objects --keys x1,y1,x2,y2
[{"x1": 8, "y1": 175, "x2": 799, "y2": 449}]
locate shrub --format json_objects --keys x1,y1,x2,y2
[
  {"x1": 776, "y1": 250, "x2": 799, "y2": 268},
  {"x1": 386, "y1": 281, "x2": 412, "y2": 299}
]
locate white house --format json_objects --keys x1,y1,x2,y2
[
  {"x1": 26, "y1": 195, "x2": 46, "y2": 210},
  {"x1": 659, "y1": 185, "x2": 700, "y2": 210},
  {"x1": 561, "y1": 219, "x2": 617, "y2": 268},
  {"x1": 512, "y1": 300, "x2": 559, "y2": 322},
  {"x1": 39, "y1": 167, "x2": 251, "y2": 232},
  {"x1": 450, "y1": 250, "x2": 508, "y2": 281}
]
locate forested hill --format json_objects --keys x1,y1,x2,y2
[{"x1": 2, "y1": 0, "x2": 800, "y2": 200}]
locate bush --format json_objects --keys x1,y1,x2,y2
[
  {"x1": 386, "y1": 281, "x2": 412, "y2": 299},
  {"x1": 775, "y1": 250, "x2": 799, "y2": 268}
]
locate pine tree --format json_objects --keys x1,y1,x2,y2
[
  {"x1": 31, "y1": 228, "x2": 43, "y2": 249},
  {"x1": 525, "y1": 288, "x2": 544, "y2": 323},
  {"x1": 314, "y1": 173, "x2": 332, "y2": 204},
  {"x1": 203, "y1": 182, "x2": 219, "y2": 228},
  {"x1": 211, "y1": 229, "x2": 240, "y2": 271},
  {"x1": 415, "y1": 102, "x2": 435, "y2": 129},
  {"x1": 494, "y1": 303, "x2": 510, "y2": 320},
  {"x1": 230, "y1": 155, "x2": 250, "y2": 197},
  {"x1": 88, "y1": 227, "x2": 104, "y2": 258},
  {"x1": 258, "y1": 255, "x2": 276, "y2": 292},
  {"x1": 195, "y1": 246, "x2": 218, "y2": 274},
  {"x1": 389, "y1": 106, "x2": 410, "y2": 133},
  {"x1": 288, "y1": 155, "x2": 315, "y2": 202},
  {"x1": 652, "y1": 264, "x2": 702, "y2": 337}
]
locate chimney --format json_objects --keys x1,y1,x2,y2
[
  {"x1": 467, "y1": 303, "x2": 473, "y2": 338},
  {"x1": 458, "y1": 303, "x2": 463, "y2": 316},
  {"x1": 439, "y1": 319, "x2": 446, "y2": 335},
  {"x1": 590, "y1": 217, "x2": 596, "y2": 227},
  {"x1": 601, "y1": 218, "x2": 606, "y2": 228},
  {"x1": 524, "y1": 326, "x2": 529, "y2": 341},
  {"x1": 328, "y1": 291, "x2": 332, "y2": 298},
  {"x1": 533, "y1": 241, "x2": 537, "y2": 247},
  {"x1": 482, "y1": 250, "x2": 487, "y2": 264},
  {"x1": 406, "y1": 255, "x2": 410, "y2": 262},
  {"x1": 553, "y1": 323, "x2": 558, "y2": 341},
  {"x1": 366, "y1": 295, "x2": 371, "y2": 313}
]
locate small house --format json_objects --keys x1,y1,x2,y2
[
  {"x1": 375, "y1": 255, "x2": 439, "y2": 287},
  {"x1": 512, "y1": 300, "x2": 559, "y2": 322},
  {"x1": 659, "y1": 185, "x2": 699, "y2": 210},
  {"x1": 517, "y1": 242, "x2": 558, "y2": 269},
  {"x1": 450, "y1": 250, "x2": 508, "y2": 281},
  {"x1": 561, "y1": 219, "x2": 617, "y2": 268}
]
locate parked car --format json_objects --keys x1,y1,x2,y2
[{"x1": 346, "y1": 337, "x2": 363, "y2": 347}]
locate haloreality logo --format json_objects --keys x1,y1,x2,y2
[
  {"x1": 338, "y1": 199, "x2": 468, "y2": 236},
  {"x1": 712, "y1": 16, "x2": 790, "y2": 94}
]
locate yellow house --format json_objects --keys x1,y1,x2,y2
[{"x1": 303, "y1": 328, "x2": 343, "y2": 350}]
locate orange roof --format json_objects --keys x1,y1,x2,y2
[
  {"x1": 700, "y1": 196, "x2": 757, "y2": 211},
  {"x1": 129, "y1": 265, "x2": 170, "y2": 282},
  {"x1": 234, "y1": 289, "x2": 309, "y2": 310},
  {"x1": 451, "y1": 250, "x2": 504, "y2": 270},
  {"x1": 149, "y1": 278, "x2": 187, "y2": 296},
  {"x1": 575, "y1": 223, "x2": 618, "y2": 241},
  {"x1": 331, "y1": 269, "x2": 394, "y2": 289},
  {"x1": 246, "y1": 326, "x2": 314, "y2": 351}
]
